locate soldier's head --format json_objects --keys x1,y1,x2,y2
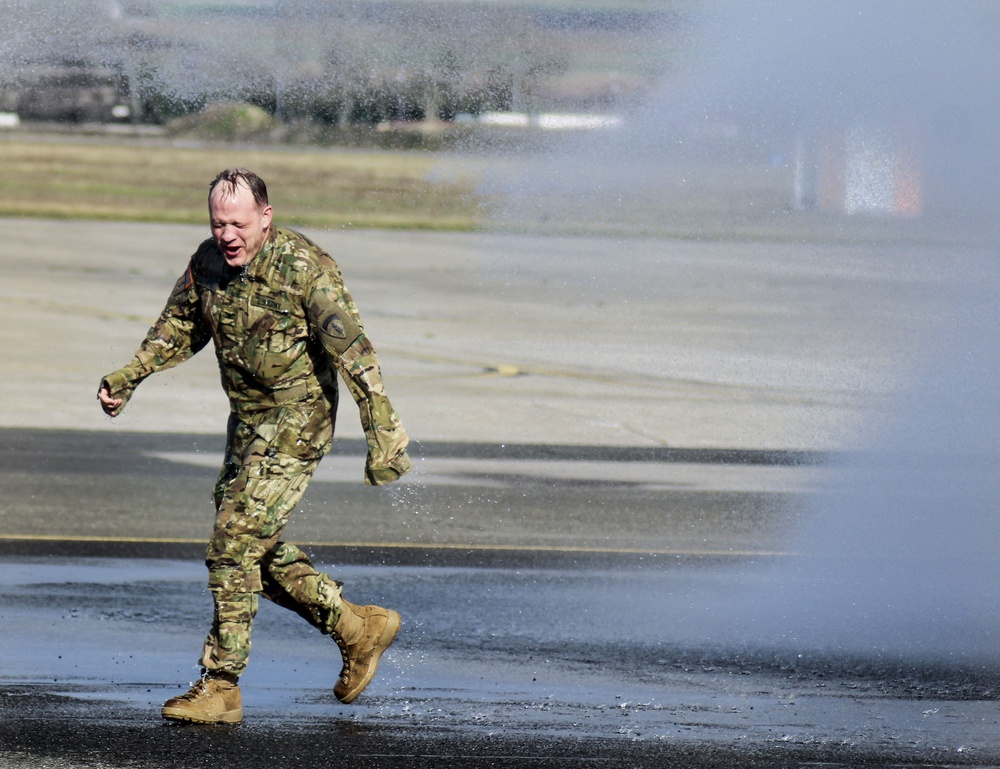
[{"x1": 208, "y1": 168, "x2": 273, "y2": 268}]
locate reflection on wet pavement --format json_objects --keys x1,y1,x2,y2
[{"x1": 1, "y1": 556, "x2": 997, "y2": 768}]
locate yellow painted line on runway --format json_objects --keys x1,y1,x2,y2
[
  {"x1": 0, "y1": 534, "x2": 205, "y2": 544},
  {"x1": 0, "y1": 533, "x2": 788, "y2": 558},
  {"x1": 483, "y1": 364, "x2": 524, "y2": 378}
]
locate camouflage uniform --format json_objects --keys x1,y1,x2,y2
[{"x1": 101, "y1": 226, "x2": 410, "y2": 678}]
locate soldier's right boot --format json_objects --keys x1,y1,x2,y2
[
  {"x1": 331, "y1": 599, "x2": 401, "y2": 703},
  {"x1": 161, "y1": 672, "x2": 242, "y2": 724}
]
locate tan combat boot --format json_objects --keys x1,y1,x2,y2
[
  {"x1": 332, "y1": 599, "x2": 401, "y2": 703},
  {"x1": 161, "y1": 673, "x2": 242, "y2": 724}
]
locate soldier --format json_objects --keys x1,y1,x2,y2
[{"x1": 97, "y1": 168, "x2": 411, "y2": 725}]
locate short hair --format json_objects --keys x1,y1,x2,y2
[{"x1": 209, "y1": 168, "x2": 269, "y2": 208}]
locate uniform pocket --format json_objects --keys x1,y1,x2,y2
[
  {"x1": 242, "y1": 311, "x2": 306, "y2": 383},
  {"x1": 256, "y1": 404, "x2": 334, "y2": 461}
]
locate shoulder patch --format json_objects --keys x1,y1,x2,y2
[{"x1": 321, "y1": 311, "x2": 347, "y2": 339}]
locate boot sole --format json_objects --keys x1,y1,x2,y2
[
  {"x1": 336, "y1": 609, "x2": 401, "y2": 704},
  {"x1": 161, "y1": 706, "x2": 243, "y2": 724}
]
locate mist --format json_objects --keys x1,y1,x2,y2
[
  {"x1": 710, "y1": 1, "x2": 1000, "y2": 665},
  {"x1": 490, "y1": 1, "x2": 1000, "y2": 240},
  {"x1": 478, "y1": 1, "x2": 1000, "y2": 668},
  {"x1": 667, "y1": 2, "x2": 1000, "y2": 665}
]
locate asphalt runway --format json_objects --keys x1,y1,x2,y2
[
  {"x1": 2, "y1": 218, "x2": 998, "y2": 767},
  {"x1": 3, "y1": 548, "x2": 1000, "y2": 768},
  {"x1": 0, "y1": 427, "x2": 819, "y2": 560}
]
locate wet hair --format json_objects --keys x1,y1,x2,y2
[{"x1": 208, "y1": 168, "x2": 269, "y2": 208}]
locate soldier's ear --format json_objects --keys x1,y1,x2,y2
[{"x1": 261, "y1": 205, "x2": 273, "y2": 229}]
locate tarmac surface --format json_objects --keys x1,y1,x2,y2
[{"x1": 2, "y1": 217, "x2": 998, "y2": 767}]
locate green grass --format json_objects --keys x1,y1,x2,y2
[
  {"x1": 0, "y1": 137, "x2": 484, "y2": 230},
  {"x1": 157, "y1": 0, "x2": 699, "y2": 13}
]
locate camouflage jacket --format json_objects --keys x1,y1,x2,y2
[{"x1": 101, "y1": 227, "x2": 410, "y2": 485}]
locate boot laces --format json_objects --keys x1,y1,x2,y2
[
  {"x1": 333, "y1": 631, "x2": 352, "y2": 681},
  {"x1": 176, "y1": 679, "x2": 211, "y2": 702}
]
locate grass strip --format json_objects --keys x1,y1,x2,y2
[{"x1": 0, "y1": 137, "x2": 483, "y2": 231}]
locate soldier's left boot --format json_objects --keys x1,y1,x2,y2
[{"x1": 331, "y1": 599, "x2": 401, "y2": 703}]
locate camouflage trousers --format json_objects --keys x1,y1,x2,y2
[{"x1": 200, "y1": 414, "x2": 344, "y2": 678}]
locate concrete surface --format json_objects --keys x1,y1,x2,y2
[{"x1": 1, "y1": 217, "x2": 963, "y2": 449}]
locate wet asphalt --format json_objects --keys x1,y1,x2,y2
[
  {"x1": 2, "y1": 219, "x2": 998, "y2": 767},
  {"x1": 2, "y1": 427, "x2": 999, "y2": 769}
]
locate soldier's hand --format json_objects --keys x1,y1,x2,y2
[
  {"x1": 365, "y1": 449, "x2": 413, "y2": 486},
  {"x1": 97, "y1": 384, "x2": 123, "y2": 417}
]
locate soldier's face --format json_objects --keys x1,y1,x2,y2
[{"x1": 209, "y1": 184, "x2": 273, "y2": 267}]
